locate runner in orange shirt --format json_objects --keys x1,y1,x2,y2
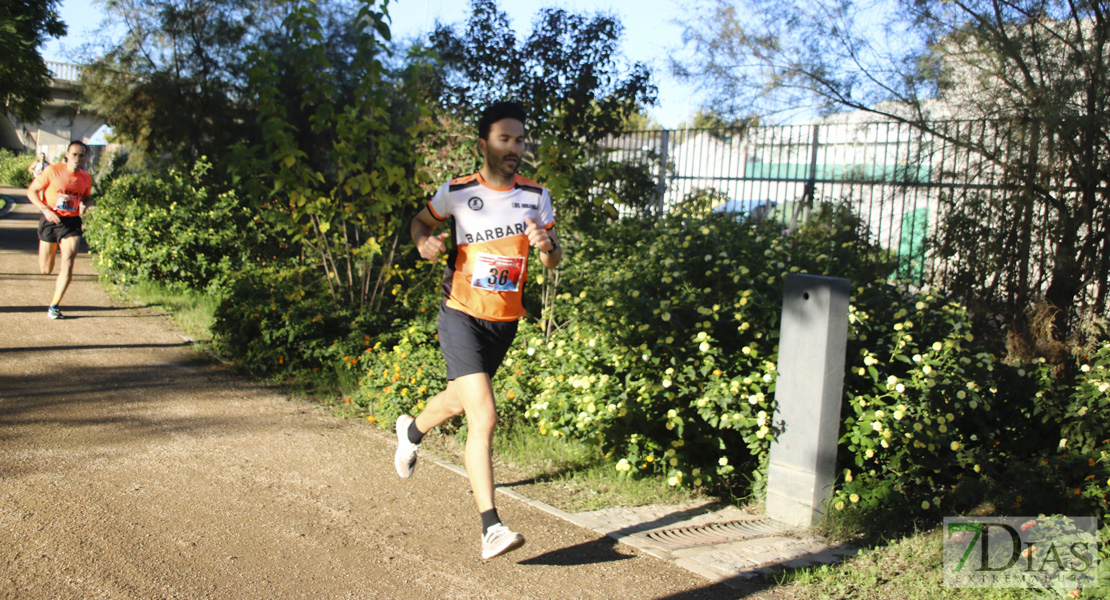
[
  {"x1": 394, "y1": 102, "x2": 563, "y2": 559},
  {"x1": 26, "y1": 141, "x2": 93, "y2": 320}
]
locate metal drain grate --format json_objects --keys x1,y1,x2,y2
[{"x1": 641, "y1": 519, "x2": 789, "y2": 550}]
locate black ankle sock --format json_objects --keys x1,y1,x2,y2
[
  {"x1": 480, "y1": 509, "x2": 501, "y2": 535},
  {"x1": 406, "y1": 419, "x2": 424, "y2": 445}
]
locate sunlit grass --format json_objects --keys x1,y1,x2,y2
[
  {"x1": 105, "y1": 279, "x2": 218, "y2": 341},
  {"x1": 776, "y1": 528, "x2": 1076, "y2": 600}
]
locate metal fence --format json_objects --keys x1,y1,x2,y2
[{"x1": 601, "y1": 120, "x2": 1011, "y2": 284}]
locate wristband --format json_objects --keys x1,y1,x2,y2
[{"x1": 540, "y1": 238, "x2": 558, "y2": 254}]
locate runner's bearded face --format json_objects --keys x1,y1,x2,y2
[{"x1": 482, "y1": 119, "x2": 525, "y2": 179}]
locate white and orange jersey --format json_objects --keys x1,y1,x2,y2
[{"x1": 427, "y1": 172, "x2": 555, "y2": 322}]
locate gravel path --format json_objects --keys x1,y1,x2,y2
[{"x1": 0, "y1": 191, "x2": 772, "y2": 600}]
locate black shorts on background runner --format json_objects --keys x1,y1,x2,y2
[
  {"x1": 438, "y1": 302, "x2": 518, "y2": 380},
  {"x1": 38, "y1": 215, "x2": 83, "y2": 244}
]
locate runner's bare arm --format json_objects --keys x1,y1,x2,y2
[
  {"x1": 411, "y1": 207, "x2": 449, "y2": 261},
  {"x1": 524, "y1": 217, "x2": 562, "y2": 269},
  {"x1": 26, "y1": 177, "x2": 60, "y2": 224}
]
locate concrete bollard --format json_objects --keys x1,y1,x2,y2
[{"x1": 765, "y1": 274, "x2": 851, "y2": 528}]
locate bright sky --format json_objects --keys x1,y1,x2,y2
[{"x1": 43, "y1": 0, "x2": 701, "y2": 128}]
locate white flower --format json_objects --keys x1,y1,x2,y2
[
  {"x1": 527, "y1": 347, "x2": 536, "y2": 356},
  {"x1": 699, "y1": 342, "x2": 711, "y2": 353},
  {"x1": 662, "y1": 379, "x2": 672, "y2": 388}
]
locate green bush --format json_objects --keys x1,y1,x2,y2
[
  {"x1": 211, "y1": 254, "x2": 442, "y2": 380},
  {"x1": 832, "y1": 287, "x2": 1110, "y2": 527},
  {"x1": 349, "y1": 201, "x2": 1110, "y2": 532},
  {"x1": 357, "y1": 203, "x2": 897, "y2": 498},
  {"x1": 0, "y1": 149, "x2": 33, "y2": 187},
  {"x1": 84, "y1": 159, "x2": 268, "y2": 291}
]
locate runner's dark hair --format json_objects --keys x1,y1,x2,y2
[
  {"x1": 478, "y1": 102, "x2": 527, "y2": 140},
  {"x1": 68, "y1": 140, "x2": 89, "y2": 152}
]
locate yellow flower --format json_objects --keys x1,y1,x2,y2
[
  {"x1": 835, "y1": 501, "x2": 845, "y2": 510},
  {"x1": 849, "y1": 494, "x2": 860, "y2": 503},
  {"x1": 922, "y1": 500, "x2": 931, "y2": 510},
  {"x1": 950, "y1": 441, "x2": 960, "y2": 451}
]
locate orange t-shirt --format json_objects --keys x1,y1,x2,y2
[
  {"x1": 427, "y1": 173, "x2": 556, "y2": 322},
  {"x1": 36, "y1": 164, "x2": 91, "y2": 217}
]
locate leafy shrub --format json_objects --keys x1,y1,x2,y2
[
  {"x1": 358, "y1": 203, "x2": 895, "y2": 498},
  {"x1": 212, "y1": 264, "x2": 361, "y2": 376},
  {"x1": 0, "y1": 149, "x2": 33, "y2": 187},
  {"x1": 831, "y1": 291, "x2": 1110, "y2": 530},
  {"x1": 211, "y1": 255, "x2": 442, "y2": 379},
  {"x1": 84, "y1": 159, "x2": 268, "y2": 291},
  {"x1": 349, "y1": 199, "x2": 1108, "y2": 530}
]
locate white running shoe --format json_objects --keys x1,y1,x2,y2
[
  {"x1": 481, "y1": 524, "x2": 525, "y2": 559},
  {"x1": 394, "y1": 415, "x2": 419, "y2": 478}
]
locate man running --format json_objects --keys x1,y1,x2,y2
[
  {"x1": 394, "y1": 101, "x2": 563, "y2": 560},
  {"x1": 26, "y1": 141, "x2": 92, "y2": 320}
]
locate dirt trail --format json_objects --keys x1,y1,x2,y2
[{"x1": 0, "y1": 190, "x2": 768, "y2": 600}]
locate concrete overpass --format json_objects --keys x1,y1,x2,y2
[{"x1": 1, "y1": 61, "x2": 114, "y2": 162}]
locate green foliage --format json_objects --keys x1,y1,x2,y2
[
  {"x1": 229, "y1": 0, "x2": 432, "y2": 311},
  {"x1": 671, "y1": 187, "x2": 729, "y2": 218},
  {"x1": 81, "y1": 0, "x2": 259, "y2": 165},
  {"x1": 830, "y1": 298, "x2": 1110, "y2": 533},
  {"x1": 83, "y1": 158, "x2": 265, "y2": 290},
  {"x1": 358, "y1": 205, "x2": 894, "y2": 500},
  {"x1": 431, "y1": 0, "x2": 657, "y2": 230},
  {"x1": 212, "y1": 264, "x2": 366, "y2": 376},
  {"x1": 0, "y1": 150, "x2": 33, "y2": 187},
  {"x1": 211, "y1": 250, "x2": 442, "y2": 379},
  {"x1": 348, "y1": 200, "x2": 1109, "y2": 534},
  {"x1": 0, "y1": 0, "x2": 65, "y2": 123}
]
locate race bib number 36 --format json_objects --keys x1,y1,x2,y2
[{"x1": 471, "y1": 253, "x2": 525, "y2": 293}]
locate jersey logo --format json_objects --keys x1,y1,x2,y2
[{"x1": 467, "y1": 197, "x2": 484, "y2": 211}]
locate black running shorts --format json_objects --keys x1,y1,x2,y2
[
  {"x1": 38, "y1": 215, "x2": 83, "y2": 244},
  {"x1": 437, "y1": 302, "x2": 518, "y2": 380}
]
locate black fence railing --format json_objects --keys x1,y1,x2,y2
[{"x1": 600, "y1": 119, "x2": 1035, "y2": 288}]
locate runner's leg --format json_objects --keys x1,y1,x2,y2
[
  {"x1": 38, "y1": 240, "x2": 58, "y2": 275},
  {"x1": 52, "y1": 236, "x2": 80, "y2": 305},
  {"x1": 448, "y1": 372, "x2": 499, "y2": 512},
  {"x1": 414, "y1": 388, "x2": 464, "y2": 434}
]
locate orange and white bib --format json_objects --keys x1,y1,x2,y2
[{"x1": 427, "y1": 172, "x2": 555, "y2": 322}]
